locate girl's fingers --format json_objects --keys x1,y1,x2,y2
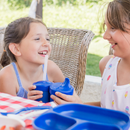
[
  {"x1": 28, "y1": 90, "x2": 43, "y2": 96},
  {"x1": 55, "y1": 92, "x2": 73, "y2": 102},
  {"x1": 28, "y1": 94, "x2": 43, "y2": 100},
  {"x1": 51, "y1": 95, "x2": 67, "y2": 105},
  {"x1": 27, "y1": 90, "x2": 43, "y2": 100},
  {"x1": 28, "y1": 85, "x2": 36, "y2": 91},
  {"x1": 52, "y1": 91, "x2": 83, "y2": 104},
  {"x1": 28, "y1": 84, "x2": 43, "y2": 100}
]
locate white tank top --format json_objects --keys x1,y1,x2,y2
[{"x1": 101, "y1": 56, "x2": 130, "y2": 114}]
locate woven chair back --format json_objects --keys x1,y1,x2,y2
[{"x1": 48, "y1": 28, "x2": 94, "y2": 95}]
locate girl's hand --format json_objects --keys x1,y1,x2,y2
[
  {"x1": 27, "y1": 85, "x2": 43, "y2": 100},
  {"x1": 51, "y1": 90, "x2": 83, "y2": 105}
]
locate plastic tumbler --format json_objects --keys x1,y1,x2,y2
[
  {"x1": 49, "y1": 78, "x2": 74, "y2": 101},
  {"x1": 33, "y1": 81, "x2": 53, "y2": 103}
]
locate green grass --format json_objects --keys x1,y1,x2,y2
[
  {"x1": 86, "y1": 53, "x2": 102, "y2": 76},
  {"x1": 87, "y1": 37, "x2": 110, "y2": 76},
  {"x1": 0, "y1": 3, "x2": 110, "y2": 77},
  {"x1": 0, "y1": 8, "x2": 29, "y2": 26}
]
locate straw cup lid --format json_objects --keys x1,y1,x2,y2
[{"x1": 50, "y1": 78, "x2": 74, "y2": 95}]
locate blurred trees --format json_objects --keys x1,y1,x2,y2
[
  {"x1": 8, "y1": 0, "x2": 32, "y2": 9},
  {"x1": 43, "y1": 0, "x2": 103, "y2": 6},
  {"x1": 0, "y1": 0, "x2": 32, "y2": 9},
  {"x1": 0, "y1": 0, "x2": 107, "y2": 9}
]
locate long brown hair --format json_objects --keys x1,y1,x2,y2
[
  {"x1": 0, "y1": 17, "x2": 46, "y2": 67},
  {"x1": 104, "y1": 0, "x2": 130, "y2": 32}
]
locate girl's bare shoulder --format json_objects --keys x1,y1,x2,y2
[
  {"x1": 47, "y1": 60, "x2": 60, "y2": 74},
  {"x1": 47, "y1": 60, "x2": 57, "y2": 68},
  {"x1": 0, "y1": 64, "x2": 16, "y2": 84},
  {"x1": 0, "y1": 64, "x2": 17, "y2": 95},
  {"x1": 47, "y1": 60, "x2": 65, "y2": 82}
]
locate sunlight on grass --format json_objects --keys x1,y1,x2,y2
[
  {"x1": 86, "y1": 53, "x2": 102, "y2": 76},
  {"x1": 86, "y1": 37, "x2": 110, "y2": 76},
  {"x1": 0, "y1": 8, "x2": 29, "y2": 26},
  {"x1": 43, "y1": 5, "x2": 102, "y2": 35},
  {"x1": 89, "y1": 37, "x2": 110, "y2": 57}
]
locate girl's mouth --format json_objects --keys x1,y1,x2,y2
[
  {"x1": 38, "y1": 51, "x2": 48, "y2": 57},
  {"x1": 112, "y1": 43, "x2": 117, "y2": 48}
]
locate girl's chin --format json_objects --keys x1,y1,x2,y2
[{"x1": 113, "y1": 52, "x2": 120, "y2": 57}]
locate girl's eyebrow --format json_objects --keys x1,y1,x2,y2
[
  {"x1": 35, "y1": 33, "x2": 42, "y2": 35},
  {"x1": 33, "y1": 33, "x2": 49, "y2": 36},
  {"x1": 31, "y1": 33, "x2": 49, "y2": 38},
  {"x1": 30, "y1": 33, "x2": 41, "y2": 37}
]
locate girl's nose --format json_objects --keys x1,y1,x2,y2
[
  {"x1": 42, "y1": 39, "x2": 49, "y2": 46},
  {"x1": 103, "y1": 30, "x2": 111, "y2": 40}
]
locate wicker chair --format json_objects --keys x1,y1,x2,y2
[
  {"x1": 48, "y1": 28, "x2": 94, "y2": 95},
  {"x1": 0, "y1": 27, "x2": 94, "y2": 95}
]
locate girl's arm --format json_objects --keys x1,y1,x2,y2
[
  {"x1": 51, "y1": 91, "x2": 101, "y2": 107},
  {"x1": 51, "y1": 90, "x2": 83, "y2": 105},
  {"x1": 84, "y1": 102, "x2": 100, "y2": 107}
]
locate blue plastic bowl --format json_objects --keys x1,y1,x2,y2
[
  {"x1": 33, "y1": 103, "x2": 130, "y2": 130},
  {"x1": 33, "y1": 113, "x2": 76, "y2": 130}
]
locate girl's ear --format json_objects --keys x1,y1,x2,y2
[{"x1": 9, "y1": 43, "x2": 21, "y2": 56}]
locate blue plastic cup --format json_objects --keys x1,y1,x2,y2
[
  {"x1": 49, "y1": 78, "x2": 74, "y2": 101},
  {"x1": 33, "y1": 81, "x2": 53, "y2": 103}
]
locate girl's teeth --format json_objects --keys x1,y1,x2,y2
[{"x1": 43, "y1": 52, "x2": 47, "y2": 55}]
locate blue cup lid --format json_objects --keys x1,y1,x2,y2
[
  {"x1": 33, "y1": 81, "x2": 53, "y2": 91},
  {"x1": 50, "y1": 78, "x2": 74, "y2": 95}
]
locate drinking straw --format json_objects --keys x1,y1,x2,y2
[{"x1": 43, "y1": 55, "x2": 48, "y2": 81}]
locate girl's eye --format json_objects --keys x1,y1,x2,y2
[
  {"x1": 111, "y1": 27, "x2": 115, "y2": 30},
  {"x1": 46, "y1": 38, "x2": 50, "y2": 41},
  {"x1": 35, "y1": 38, "x2": 40, "y2": 40}
]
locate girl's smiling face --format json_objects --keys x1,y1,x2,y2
[
  {"x1": 103, "y1": 15, "x2": 130, "y2": 58},
  {"x1": 18, "y1": 22, "x2": 51, "y2": 65}
]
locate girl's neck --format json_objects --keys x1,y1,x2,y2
[
  {"x1": 15, "y1": 61, "x2": 43, "y2": 81},
  {"x1": 119, "y1": 57, "x2": 130, "y2": 70}
]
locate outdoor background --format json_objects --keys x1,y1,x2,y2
[{"x1": 0, "y1": 0, "x2": 112, "y2": 77}]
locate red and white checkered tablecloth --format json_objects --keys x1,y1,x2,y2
[
  {"x1": 0, "y1": 92, "x2": 51, "y2": 112},
  {"x1": 0, "y1": 92, "x2": 54, "y2": 129}
]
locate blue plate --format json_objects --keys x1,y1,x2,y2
[
  {"x1": 33, "y1": 113, "x2": 76, "y2": 130},
  {"x1": 70, "y1": 122, "x2": 121, "y2": 130},
  {"x1": 33, "y1": 103, "x2": 130, "y2": 130}
]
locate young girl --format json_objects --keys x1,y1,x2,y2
[
  {"x1": 0, "y1": 17, "x2": 65, "y2": 100},
  {"x1": 51, "y1": 0, "x2": 130, "y2": 114}
]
